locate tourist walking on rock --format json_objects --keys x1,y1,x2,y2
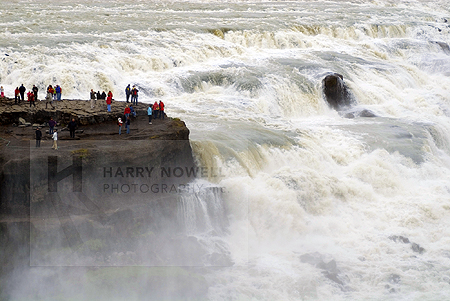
[
  {"x1": 90, "y1": 89, "x2": 96, "y2": 109},
  {"x1": 55, "y1": 85, "x2": 62, "y2": 101},
  {"x1": 118, "y1": 117, "x2": 123, "y2": 135},
  {"x1": 32, "y1": 85, "x2": 38, "y2": 101},
  {"x1": 19, "y1": 84, "x2": 26, "y2": 102},
  {"x1": 48, "y1": 117, "x2": 56, "y2": 135},
  {"x1": 51, "y1": 130, "x2": 58, "y2": 150},
  {"x1": 35, "y1": 127, "x2": 42, "y2": 147},
  {"x1": 14, "y1": 87, "x2": 19, "y2": 104},
  {"x1": 152, "y1": 101, "x2": 159, "y2": 120},
  {"x1": 125, "y1": 84, "x2": 131, "y2": 103},
  {"x1": 159, "y1": 100, "x2": 165, "y2": 119},
  {"x1": 68, "y1": 118, "x2": 77, "y2": 139},
  {"x1": 125, "y1": 116, "x2": 130, "y2": 134},
  {"x1": 147, "y1": 105, "x2": 152, "y2": 124}
]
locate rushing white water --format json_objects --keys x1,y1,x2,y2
[{"x1": 2, "y1": 0, "x2": 450, "y2": 300}]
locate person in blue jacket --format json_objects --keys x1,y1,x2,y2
[
  {"x1": 55, "y1": 85, "x2": 62, "y2": 101},
  {"x1": 147, "y1": 105, "x2": 152, "y2": 124}
]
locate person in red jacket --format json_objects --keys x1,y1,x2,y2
[
  {"x1": 159, "y1": 100, "x2": 165, "y2": 119},
  {"x1": 28, "y1": 91, "x2": 35, "y2": 107},
  {"x1": 14, "y1": 87, "x2": 20, "y2": 104},
  {"x1": 106, "y1": 91, "x2": 113, "y2": 112},
  {"x1": 124, "y1": 105, "x2": 131, "y2": 119},
  {"x1": 152, "y1": 101, "x2": 159, "y2": 120}
]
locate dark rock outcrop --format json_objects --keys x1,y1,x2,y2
[
  {"x1": 322, "y1": 73, "x2": 355, "y2": 110},
  {"x1": 0, "y1": 99, "x2": 226, "y2": 300}
]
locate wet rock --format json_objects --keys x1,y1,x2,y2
[
  {"x1": 343, "y1": 112, "x2": 355, "y2": 118},
  {"x1": 411, "y1": 243, "x2": 425, "y2": 254},
  {"x1": 18, "y1": 117, "x2": 26, "y2": 125},
  {"x1": 389, "y1": 235, "x2": 410, "y2": 244},
  {"x1": 322, "y1": 73, "x2": 355, "y2": 110},
  {"x1": 359, "y1": 109, "x2": 376, "y2": 117}
]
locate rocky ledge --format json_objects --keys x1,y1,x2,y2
[{"x1": 0, "y1": 96, "x2": 190, "y2": 141}]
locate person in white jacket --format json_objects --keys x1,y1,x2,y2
[{"x1": 52, "y1": 130, "x2": 58, "y2": 150}]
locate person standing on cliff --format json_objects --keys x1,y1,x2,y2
[
  {"x1": 68, "y1": 118, "x2": 77, "y2": 139},
  {"x1": 152, "y1": 101, "x2": 159, "y2": 120},
  {"x1": 46, "y1": 85, "x2": 55, "y2": 109},
  {"x1": 125, "y1": 84, "x2": 131, "y2": 103},
  {"x1": 159, "y1": 100, "x2": 165, "y2": 119},
  {"x1": 28, "y1": 91, "x2": 36, "y2": 108},
  {"x1": 19, "y1": 84, "x2": 26, "y2": 103},
  {"x1": 51, "y1": 129, "x2": 58, "y2": 150},
  {"x1": 117, "y1": 117, "x2": 123, "y2": 135},
  {"x1": 32, "y1": 85, "x2": 38, "y2": 101},
  {"x1": 48, "y1": 117, "x2": 56, "y2": 135},
  {"x1": 90, "y1": 89, "x2": 96, "y2": 109},
  {"x1": 14, "y1": 87, "x2": 20, "y2": 104},
  {"x1": 35, "y1": 127, "x2": 42, "y2": 148},
  {"x1": 0, "y1": 86, "x2": 4, "y2": 98},
  {"x1": 106, "y1": 91, "x2": 113, "y2": 112},
  {"x1": 147, "y1": 105, "x2": 152, "y2": 124},
  {"x1": 131, "y1": 86, "x2": 138, "y2": 105},
  {"x1": 55, "y1": 85, "x2": 62, "y2": 101}
]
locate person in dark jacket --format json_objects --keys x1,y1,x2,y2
[
  {"x1": 32, "y1": 85, "x2": 39, "y2": 101},
  {"x1": 125, "y1": 84, "x2": 131, "y2": 103},
  {"x1": 19, "y1": 84, "x2": 26, "y2": 102},
  {"x1": 68, "y1": 118, "x2": 77, "y2": 138},
  {"x1": 48, "y1": 117, "x2": 56, "y2": 135},
  {"x1": 35, "y1": 127, "x2": 42, "y2": 147}
]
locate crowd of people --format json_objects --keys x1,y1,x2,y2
[
  {"x1": 26, "y1": 84, "x2": 169, "y2": 148},
  {"x1": 2, "y1": 83, "x2": 171, "y2": 148},
  {"x1": 9, "y1": 84, "x2": 63, "y2": 106}
]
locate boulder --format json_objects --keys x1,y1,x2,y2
[{"x1": 322, "y1": 73, "x2": 355, "y2": 110}]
